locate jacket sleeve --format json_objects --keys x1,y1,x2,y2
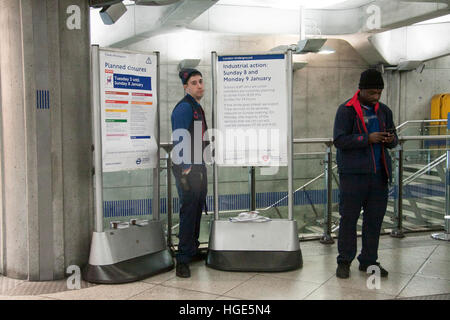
[
  {"x1": 171, "y1": 102, "x2": 193, "y2": 170},
  {"x1": 171, "y1": 102, "x2": 192, "y2": 132},
  {"x1": 384, "y1": 107, "x2": 398, "y2": 149},
  {"x1": 333, "y1": 104, "x2": 369, "y2": 150}
]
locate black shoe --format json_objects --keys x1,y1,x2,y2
[
  {"x1": 359, "y1": 263, "x2": 388, "y2": 277},
  {"x1": 336, "y1": 263, "x2": 350, "y2": 279},
  {"x1": 176, "y1": 263, "x2": 191, "y2": 278}
]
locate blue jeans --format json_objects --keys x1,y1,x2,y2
[{"x1": 173, "y1": 165, "x2": 207, "y2": 264}]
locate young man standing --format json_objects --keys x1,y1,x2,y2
[
  {"x1": 333, "y1": 69, "x2": 398, "y2": 279},
  {"x1": 171, "y1": 68, "x2": 208, "y2": 278}
]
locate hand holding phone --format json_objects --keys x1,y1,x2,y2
[
  {"x1": 386, "y1": 128, "x2": 395, "y2": 135},
  {"x1": 384, "y1": 128, "x2": 396, "y2": 144}
]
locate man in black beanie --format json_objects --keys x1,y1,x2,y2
[
  {"x1": 171, "y1": 68, "x2": 209, "y2": 278},
  {"x1": 333, "y1": 68, "x2": 398, "y2": 279}
]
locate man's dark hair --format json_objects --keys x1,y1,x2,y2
[
  {"x1": 359, "y1": 69, "x2": 384, "y2": 90},
  {"x1": 179, "y1": 68, "x2": 202, "y2": 85}
]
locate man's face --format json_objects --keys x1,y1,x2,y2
[
  {"x1": 184, "y1": 74, "x2": 204, "y2": 101},
  {"x1": 360, "y1": 88, "x2": 383, "y2": 106}
]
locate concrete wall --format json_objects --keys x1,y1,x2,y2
[
  {"x1": 58, "y1": 0, "x2": 93, "y2": 277},
  {"x1": 1, "y1": 0, "x2": 32, "y2": 279},
  {"x1": 0, "y1": 0, "x2": 92, "y2": 280},
  {"x1": 386, "y1": 55, "x2": 450, "y2": 125},
  {"x1": 0, "y1": 34, "x2": 3, "y2": 276}
]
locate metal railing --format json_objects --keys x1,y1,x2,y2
[
  {"x1": 395, "y1": 119, "x2": 447, "y2": 131},
  {"x1": 402, "y1": 154, "x2": 445, "y2": 186},
  {"x1": 160, "y1": 119, "x2": 449, "y2": 246},
  {"x1": 390, "y1": 134, "x2": 449, "y2": 238}
]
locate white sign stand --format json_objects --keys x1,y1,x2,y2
[
  {"x1": 83, "y1": 46, "x2": 173, "y2": 284},
  {"x1": 207, "y1": 50, "x2": 302, "y2": 272}
]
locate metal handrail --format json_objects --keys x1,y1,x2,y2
[
  {"x1": 266, "y1": 132, "x2": 449, "y2": 212},
  {"x1": 265, "y1": 134, "x2": 449, "y2": 211},
  {"x1": 263, "y1": 170, "x2": 326, "y2": 210},
  {"x1": 402, "y1": 153, "x2": 446, "y2": 186},
  {"x1": 263, "y1": 138, "x2": 333, "y2": 210},
  {"x1": 396, "y1": 119, "x2": 447, "y2": 131},
  {"x1": 161, "y1": 119, "x2": 449, "y2": 245},
  {"x1": 293, "y1": 138, "x2": 333, "y2": 144},
  {"x1": 398, "y1": 135, "x2": 450, "y2": 141},
  {"x1": 390, "y1": 135, "x2": 449, "y2": 238},
  {"x1": 263, "y1": 135, "x2": 449, "y2": 241}
]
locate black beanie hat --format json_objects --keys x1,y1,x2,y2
[
  {"x1": 359, "y1": 69, "x2": 384, "y2": 90},
  {"x1": 179, "y1": 68, "x2": 202, "y2": 85}
]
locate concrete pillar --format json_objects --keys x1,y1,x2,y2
[
  {"x1": 385, "y1": 70, "x2": 403, "y2": 126},
  {"x1": 0, "y1": 32, "x2": 3, "y2": 277},
  {"x1": 0, "y1": 0, "x2": 92, "y2": 280}
]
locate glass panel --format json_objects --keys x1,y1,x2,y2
[
  {"x1": 159, "y1": 157, "x2": 169, "y2": 243},
  {"x1": 398, "y1": 143, "x2": 447, "y2": 230},
  {"x1": 102, "y1": 168, "x2": 154, "y2": 230},
  {"x1": 254, "y1": 164, "x2": 289, "y2": 220},
  {"x1": 384, "y1": 122, "x2": 448, "y2": 233},
  {"x1": 216, "y1": 165, "x2": 252, "y2": 220},
  {"x1": 329, "y1": 154, "x2": 341, "y2": 238},
  {"x1": 253, "y1": 153, "x2": 327, "y2": 239},
  {"x1": 168, "y1": 152, "x2": 330, "y2": 243},
  {"x1": 382, "y1": 147, "x2": 397, "y2": 233},
  {"x1": 397, "y1": 123, "x2": 447, "y2": 137},
  {"x1": 165, "y1": 121, "x2": 449, "y2": 247},
  {"x1": 294, "y1": 153, "x2": 328, "y2": 239}
]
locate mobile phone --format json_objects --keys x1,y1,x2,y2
[{"x1": 386, "y1": 128, "x2": 395, "y2": 134}]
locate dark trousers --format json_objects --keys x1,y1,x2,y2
[
  {"x1": 173, "y1": 165, "x2": 207, "y2": 264},
  {"x1": 337, "y1": 171, "x2": 388, "y2": 266}
]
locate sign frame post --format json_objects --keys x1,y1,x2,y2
[
  {"x1": 286, "y1": 48, "x2": 294, "y2": 221},
  {"x1": 153, "y1": 51, "x2": 160, "y2": 222},
  {"x1": 212, "y1": 51, "x2": 220, "y2": 220},
  {"x1": 91, "y1": 45, "x2": 104, "y2": 233}
]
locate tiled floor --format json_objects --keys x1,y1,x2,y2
[{"x1": 1, "y1": 231, "x2": 449, "y2": 300}]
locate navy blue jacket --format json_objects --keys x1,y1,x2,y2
[
  {"x1": 333, "y1": 90, "x2": 398, "y2": 182},
  {"x1": 171, "y1": 94, "x2": 208, "y2": 170}
]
